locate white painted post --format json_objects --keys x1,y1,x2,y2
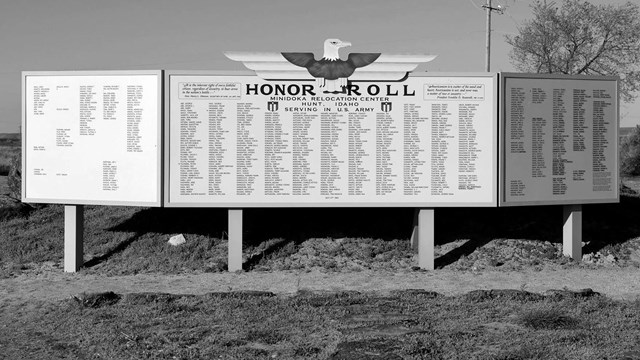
[
  {"x1": 410, "y1": 208, "x2": 419, "y2": 250},
  {"x1": 228, "y1": 209, "x2": 243, "y2": 272},
  {"x1": 563, "y1": 204, "x2": 582, "y2": 260},
  {"x1": 418, "y1": 208, "x2": 435, "y2": 270},
  {"x1": 64, "y1": 205, "x2": 84, "y2": 272}
]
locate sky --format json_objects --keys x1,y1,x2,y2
[{"x1": 1, "y1": 0, "x2": 638, "y2": 133}]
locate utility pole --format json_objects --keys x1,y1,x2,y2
[{"x1": 482, "y1": 0, "x2": 504, "y2": 72}]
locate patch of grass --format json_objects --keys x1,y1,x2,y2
[
  {"x1": 83, "y1": 232, "x2": 227, "y2": 275},
  {"x1": 244, "y1": 329, "x2": 289, "y2": 344},
  {"x1": 516, "y1": 306, "x2": 579, "y2": 330},
  {"x1": 492, "y1": 344, "x2": 560, "y2": 360},
  {"x1": 0, "y1": 205, "x2": 231, "y2": 275},
  {"x1": 0, "y1": 204, "x2": 65, "y2": 265},
  {"x1": 463, "y1": 289, "x2": 546, "y2": 303},
  {"x1": 0, "y1": 205, "x2": 137, "y2": 266},
  {"x1": 1, "y1": 291, "x2": 639, "y2": 359}
]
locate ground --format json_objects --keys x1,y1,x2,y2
[
  {"x1": 2, "y1": 267, "x2": 640, "y2": 305},
  {"x1": 1, "y1": 176, "x2": 640, "y2": 303},
  {"x1": 1, "y1": 176, "x2": 640, "y2": 359}
]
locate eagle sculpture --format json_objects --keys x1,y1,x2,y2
[{"x1": 225, "y1": 38, "x2": 437, "y2": 93}]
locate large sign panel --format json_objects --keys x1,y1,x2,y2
[
  {"x1": 165, "y1": 72, "x2": 497, "y2": 207},
  {"x1": 501, "y1": 73, "x2": 618, "y2": 206},
  {"x1": 22, "y1": 71, "x2": 162, "y2": 206}
]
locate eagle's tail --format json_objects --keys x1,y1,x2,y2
[{"x1": 317, "y1": 78, "x2": 348, "y2": 93}]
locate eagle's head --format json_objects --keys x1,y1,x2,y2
[{"x1": 323, "y1": 38, "x2": 352, "y2": 61}]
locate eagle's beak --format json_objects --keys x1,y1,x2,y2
[{"x1": 339, "y1": 41, "x2": 352, "y2": 48}]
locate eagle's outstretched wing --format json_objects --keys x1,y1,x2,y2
[
  {"x1": 224, "y1": 52, "x2": 315, "y2": 80},
  {"x1": 347, "y1": 53, "x2": 381, "y2": 68},
  {"x1": 224, "y1": 51, "x2": 437, "y2": 81},
  {"x1": 349, "y1": 54, "x2": 438, "y2": 81},
  {"x1": 281, "y1": 53, "x2": 316, "y2": 68}
]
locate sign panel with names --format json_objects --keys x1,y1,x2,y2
[
  {"x1": 22, "y1": 71, "x2": 162, "y2": 206},
  {"x1": 501, "y1": 73, "x2": 619, "y2": 206},
  {"x1": 165, "y1": 72, "x2": 497, "y2": 207}
]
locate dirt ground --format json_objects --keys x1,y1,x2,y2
[{"x1": 2, "y1": 266, "x2": 639, "y2": 311}]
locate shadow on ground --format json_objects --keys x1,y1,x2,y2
[
  {"x1": 99, "y1": 193, "x2": 640, "y2": 267},
  {"x1": 108, "y1": 207, "x2": 416, "y2": 244},
  {"x1": 84, "y1": 232, "x2": 145, "y2": 268},
  {"x1": 583, "y1": 194, "x2": 640, "y2": 253}
]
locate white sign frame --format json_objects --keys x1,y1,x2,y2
[
  {"x1": 22, "y1": 70, "x2": 163, "y2": 206},
  {"x1": 499, "y1": 72, "x2": 619, "y2": 206},
  {"x1": 164, "y1": 71, "x2": 498, "y2": 208}
]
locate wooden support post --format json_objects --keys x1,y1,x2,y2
[
  {"x1": 563, "y1": 204, "x2": 582, "y2": 261},
  {"x1": 410, "y1": 208, "x2": 419, "y2": 250},
  {"x1": 228, "y1": 209, "x2": 243, "y2": 272},
  {"x1": 64, "y1": 205, "x2": 84, "y2": 272},
  {"x1": 418, "y1": 208, "x2": 435, "y2": 270}
]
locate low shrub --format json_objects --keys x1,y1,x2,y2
[
  {"x1": 620, "y1": 125, "x2": 640, "y2": 176},
  {"x1": 7, "y1": 152, "x2": 21, "y2": 200},
  {"x1": 0, "y1": 203, "x2": 32, "y2": 221},
  {"x1": 71, "y1": 291, "x2": 121, "y2": 308}
]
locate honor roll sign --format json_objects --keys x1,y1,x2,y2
[
  {"x1": 22, "y1": 71, "x2": 162, "y2": 206},
  {"x1": 165, "y1": 72, "x2": 497, "y2": 207},
  {"x1": 165, "y1": 40, "x2": 497, "y2": 207}
]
